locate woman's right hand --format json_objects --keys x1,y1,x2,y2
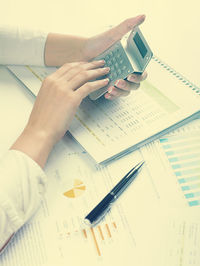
[
  {"x1": 11, "y1": 60, "x2": 110, "y2": 167},
  {"x1": 27, "y1": 60, "x2": 109, "y2": 143}
]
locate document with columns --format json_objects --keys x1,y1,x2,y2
[{"x1": 7, "y1": 56, "x2": 200, "y2": 163}]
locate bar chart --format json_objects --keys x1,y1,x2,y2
[
  {"x1": 82, "y1": 221, "x2": 118, "y2": 257},
  {"x1": 160, "y1": 131, "x2": 200, "y2": 207}
]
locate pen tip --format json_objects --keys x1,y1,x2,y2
[
  {"x1": 84, "y1": 218, "x2": 92, "y2": 227},
  {"x1": 137, "y1": 161, "x2": 145, "y2": 169}
]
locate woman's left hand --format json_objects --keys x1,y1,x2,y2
[
  {"x1": 83, "y1": 14, "x2": 147, "y2": 100},
  {"x1": 103, "y1": 72, "x2": 147, "y2": 100}
]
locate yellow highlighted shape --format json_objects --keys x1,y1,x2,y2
[
  {"x1": 63, "y1": 179, "x2": 86, "y2": 198},
  {"x1": 74, "y1": 179, "x2": 83, "y2": 186}
]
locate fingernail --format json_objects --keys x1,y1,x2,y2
[
  {"x1": 105, "y1": 94, "x2": 111, "y2": 99},
  {"x1": 103, "y1": 78, "x2": 109, "y2": 84},
  {"x1": 109, "y1": 88, "x2": 118, "y2": 96},
  {"x1": 99, "y1": 60, "x2": 105, "y2": 64},
  {"x1": 139, "y1": 14, "x2": 146, "y2": 20},
  {"x1": 127, "y1": 75, "x2": 135, "y2": 82},
  {"x1": 142, "y1": 72, "x2": 148, "y2": 80},
  {"x1": 104, "y1": 67, "x2": 110, "y2": 72},
  {"x1": 108, "y1": 87, "x2": 113, "y2": 93},
  {"x1": 137, "y1": 14, "x2": 146, "y2": 23},
  {"x1": 115, "y1": 79, "x2": 125, "y2": 88}
]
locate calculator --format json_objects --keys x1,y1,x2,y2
[{"x1": 89, "y1": 27, "x2": 153, "y2": 100}]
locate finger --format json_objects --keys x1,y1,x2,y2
[
  {"x1": 51, "y1": 62, "x2": 84, "y2": 79},
  {"x1": 52, "y1": 60, "x2": 105, "y2": 79},
  {"x1": 60, "y1": 60, "x2": 106, "y2": 81},
  {"x1": 105, "y1": 87, "x2": 130, "y2": 100},
  {"x1": 68, "y1": 66, "x2": 110, "y2": 90},
  {"x1": 103, "y1": 15, "x2": 145, "y2": 47},
  {"x1": 108, "y1": 86, "x2": 130, "y2": 97},
  {"x1": 127, "y1": 71, "x2": 148, "y2": 83},
  {"x1": 114, "y1": 79, "x2": 140, "y2": 91},
  {"x1": 76, "y1": 78, "x2": 110, "y2": 99}
]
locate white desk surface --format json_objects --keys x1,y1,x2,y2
[{"x1": 0, "y1": 66, "x2": 35, "y2": 155}]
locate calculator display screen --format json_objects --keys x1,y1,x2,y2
[{"x1": 133, "y1": 32, "x2": 147, "y2": 58}]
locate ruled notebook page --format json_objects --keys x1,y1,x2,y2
[{"x1": 69, "y1": 58, "x2": 200, "y2": 162}]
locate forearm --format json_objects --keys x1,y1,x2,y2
[
  {"x1": 44, "y1": 33, "x2": 88, "y2": 66},
  {"x1": 0, "y1": 26, "x2": 88, "y2": 67},
  {"x1": 10, "y1": 60, "x2": 109, "y2": 169}
]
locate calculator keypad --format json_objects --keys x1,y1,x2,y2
[
  {"x1": 95, "y1": 42, "x2": 133, "y2": 85},
  {"x1": 89, "y1": 41, "x2": 134, "y2": 99}
]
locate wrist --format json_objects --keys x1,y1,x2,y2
[
  {"x1": 10, "y1": 126, "x2": 55, "y2": 168},
  {"x1": 44, "y1": 33, "x2": 89, "y2": 66}
]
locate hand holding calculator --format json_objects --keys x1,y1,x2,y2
[{"x1": 89, "y1": 27, "x2": 153, "y2": 100}]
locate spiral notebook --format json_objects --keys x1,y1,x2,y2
[{"x1": 7, "y1": 56, "x2": 200, "y2": 163}]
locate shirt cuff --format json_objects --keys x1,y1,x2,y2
[
  {"x1": 0, "y1": 25, "x2": 48, "y2": 66},
  {"x1": 0, "y1": 149, "x2": 47, "y2": 253},
  {"x1": 9, "y1": 149, "x2": 47, "y2": 195},
  {"x1": 0, "y1": 149, "x2": 47, "y2": 227}
]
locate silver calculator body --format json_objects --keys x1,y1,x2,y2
[{"x1": 89, "y1": 27, "x2": 153, "y2": 100}]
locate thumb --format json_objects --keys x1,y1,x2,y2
[{"x1": 105, "y1": 15, "x2": 145, "y2": 43}]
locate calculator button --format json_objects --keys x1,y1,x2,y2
[
  {"x1": 105, "y1": 55, "x2": 110, "y2": 60},
  {"x1": 113, "y1": 50, "x2": 118, "y2": 56},
  {"x1": 114, "y1": 62, "x2": 119, "y2": 68},
  {"x1": 110, "y1": 65, "x2": 115, "y2": 71},
  {"x1": 117, "y1": 69, "x2": 122, "y2": 74},
  {"x1": 112, "y1": 57, "x2": 116, "y2": 63},
  {"x1": 124, "y1": 69, "x2": 130, "y2": 76},
  {"x1": 113, "y1": 72, "x2": 117, "y2": 78},
  {"x1": 109, "y1": 51, "x2": 114, "y2": 57}
]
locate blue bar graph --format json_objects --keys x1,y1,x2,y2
[
  {"x1": 175, "y1": 168, "x2": 200, "y2": 176},
  {"x1": 165, "y1": 146, "x2": 200, "y2": 156},
  {"x1": 178, "y1": 175, "x2": 200, "y2": 184},
  {"x1": 189, "y1": 200, "x2": 200, "y2": 207},
  {"x1": 185, "y1": 191, "x2": 200, "y2": 198},
  {"x1": 181, "y1": 183, "x2": 200, "y2": 191},
  {"x1": 160, "y1": 132, "x2": 200, "y2": 207},
  {"x1": 169, "y1": 153, "x2": 200, "y2": 163}
]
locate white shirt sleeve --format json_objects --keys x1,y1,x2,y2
[
  {"x1": 0, "y1": 150, "x2": 47, "y2": 254},
  {"x1": 0, "y1": 25, "x2": 48, "y2": 66}
]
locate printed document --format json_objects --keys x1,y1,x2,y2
[{"x1": 7, "y1": 58, "x2": 200, "y2": 163}]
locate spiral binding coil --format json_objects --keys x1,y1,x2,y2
[{"x1": 153, "y1": 55, "x2": 200, "y2": 96}]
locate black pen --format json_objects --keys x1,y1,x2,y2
[{"x1": 84, "y1": 161, "x2": 144, "y2": 226}]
